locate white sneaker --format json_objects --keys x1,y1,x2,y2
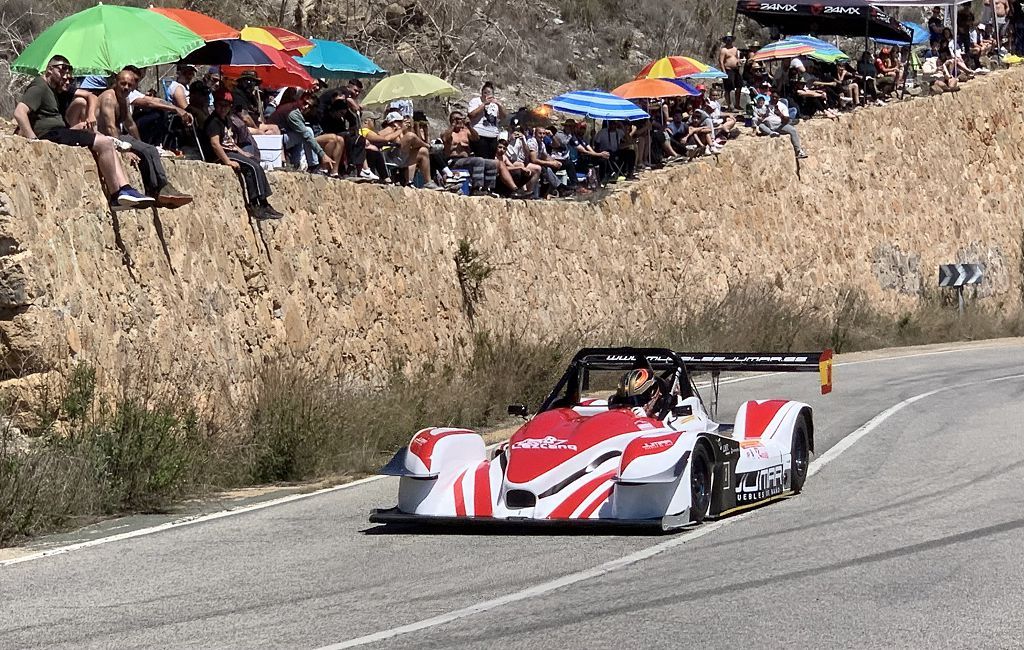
[
  {"x1": 111, "y1": 138, "x2": 132, "y2": 151},
  {"x1": 359, "y1": 168, "x2": 379, "y2": 181}
]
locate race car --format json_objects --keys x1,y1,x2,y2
[{"x1": 370, "y1": 347, "x2": 833, "y2": 531}]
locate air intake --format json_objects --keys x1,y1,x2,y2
[{"x1": 505, "y1": 489, "x2": 537, "y2": 509}]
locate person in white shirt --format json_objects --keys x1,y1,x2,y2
[{"x1": 466, "y1": 81, "x2": 506, "y2": 160}]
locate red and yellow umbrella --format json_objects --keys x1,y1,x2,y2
[
  {"x1": 223, "y1": 42, "x2": 315, "y2": 89},
  {"x1": 240, "y1": 26, "x2": 314, "y2": 56},
  {"x1": 149, "y1": 7, "x2": 239, "y2": 41},
  {"x1": 612, "y1": 78, "x2": 699, "y2": 99},
  {"x1": 635, "y1": 56, "x2": 726, "y2": 80}
]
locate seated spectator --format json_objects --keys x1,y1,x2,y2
[
  {"x1": 498, "y1": 122, "x2": 540, "y2": 197},
  {"x1": 646, "y1": 110, "x2": 680, "y2": 167},
  {"x1": 593, "y1": 120, "x2": 637, "y2": 180},
  {"x1": 632, "y1": 116, "x2": 652, "y2": 171},
  {"x1": 268, "y1": 89, "x2": 340, "y2": 175},
  {"x1": 751, "y1": 90, "x2": 807, "y2": 159},
  {"x1": 441, "y1": 110, "x2": 497, "y2": 195},
  {"x1": 13, "y1": 55, "x2": 153, "y2": 209},
  {"x1": 703, "y1": 87, "x2": 738, "y2": 136},
  {"x1": 836, "y1": 62, "x2": 861, "y2": 107},
  {"x1": 232, "y1": 71, "x2": 279, "y2": 136},
  {"x1": 874, "y1": 48, "x2": 899, "y2": 96},
  {"x1": 96, "y1": 67, "x2": 192, "y2": 208},
  {"x1": 357, "y1": 116, "x2": 387, "y2": 181},
  {"x1": 527, "y1": 126, "x2": 567, "y2": 197},
  {"x1": 793, "y1": 78, "x2": 837, "y2": 119},
  {"x1": 201, "y1": 90, "x2": 282, "y2": 219},
  {"x1": 376, "y1": 111, "x2": 441, "y2": 189},
  {"x1": 928, "y1": 6, "x2": 946, "y2": 42},
  {"x1": 856, "y1": 51, "x2": 882, "y2": 103},
  {"x1": 550, "y1": 123, "x2": 582, "y2": 192},
  {"x1": 167, "y1": 64, "x2": 195, "y2": 110},
  {"x1": 935, "y1": 50, "x2": 963, "y2": 91},
  {"x1": 683, "y1": 109, "x2": 719, "y2": 156},
  {"x1": 187, "y1": 80, "x2": 212, "y2": 126},
  {"x1": 665, "y1": 111, "x2": 688, "y2": 149},
  {"x1": 969, "y1": 23, "x2": 995, "y2": 63}
]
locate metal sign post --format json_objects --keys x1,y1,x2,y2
[{"x1": 938, "y1": 263, "x2": 984, "y2": 315}]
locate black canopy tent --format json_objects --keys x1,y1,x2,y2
[{"x1": 736, "y1": 0, "x2": 914, "y2": 42}]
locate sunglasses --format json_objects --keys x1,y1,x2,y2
[{"x1": 48, "y1": 63, "x2": 73, "y2": 75}]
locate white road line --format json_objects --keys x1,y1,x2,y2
[
  {"x1": 0, "y1": 342, "x2": 1011, "y2": 568},
  {"x1": 315, "y1": 371, "x2": 1024, "y2": 650}
]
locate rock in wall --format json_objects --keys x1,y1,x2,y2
[{"x1": 1, "y1": 68, "x2": 1022, "y2": 397}]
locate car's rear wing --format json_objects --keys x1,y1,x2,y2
[{"x1": 677, "y1": 350, "x2": 834, "y2": 395}]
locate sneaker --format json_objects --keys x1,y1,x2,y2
[
  {"x1": 875, "y1": 99, "x2": 886, "y2": 107},
  {"x1": 796, "y1": 150, "x2": 808, "y2": 159},
  {"x1": 111, "y1": 138, "x2": 132, "y2": 151},
  {"x1": 262, "y1": 204, "x2": 284, "y2": 219},
  {"x1": 115, "y1": 186, "x2": 156, "y2": 209},
  {"x1": 769, "y1": 131, "x2": 781, "y2": 138},
  {"x1": 422, "y1": 182, "x2": 443, "y2": 191},
  {"x1": 359, "y1": 168, "x2": 379, "y2": 181},
  {"x1": 155, "y1": 184, "x2": 193, "y2": 209}
]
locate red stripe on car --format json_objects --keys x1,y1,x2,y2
[
  {"x1": 473, "y1": 461, "x2": 492, "y2": 517},
  {"x1": 744, "y1": 400, "x2": 789, "y2": 439},
  {"x1": 454, "y1": 470, "x2": 467, "y2": 516},
  {"x1": 548, "y1": 470, "x2": 616, "y2": 519},
  {"x1": 578, "y1": 485, "x2": 613, "y2": 519},
  {"x1": 620, "y1": 432, "x2": 682, "y2": 470},
  {"x1": 409, "y1": 428, "x2": 473, "y2": 470}
]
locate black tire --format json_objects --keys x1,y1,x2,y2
[
  {"x1": 689, "y1": 444, "x2": 713, "y2": 524},
  {"x1": 790, "y1": 416, "x2": 810, "y2": 495}
]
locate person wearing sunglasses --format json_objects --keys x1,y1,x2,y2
[{"x1": 13, "y1": 55, "x2": 153, "y2": 209}]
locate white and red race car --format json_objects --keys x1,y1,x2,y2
[{"x1": 370, "y1": 347, "x2": 833, "y2": 531}]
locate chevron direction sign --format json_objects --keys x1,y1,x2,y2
[{"x1": 938, "y1": 264, "x2": 984, "y2": 288}]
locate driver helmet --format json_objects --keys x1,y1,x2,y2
[{"x1": 613, "y1": 368, "x2": 662, "y2": 410}]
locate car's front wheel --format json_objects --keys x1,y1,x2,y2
[
  {"x1": 689, "y1": 445, "x2": 713, "y2": 524},
  {"x1": 790, "y1": 416, "x2": 810, "y2": 495}
]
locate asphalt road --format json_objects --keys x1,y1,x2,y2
[{"x1": 2, "y1": 340, "x2": 1023, "y2": 649}]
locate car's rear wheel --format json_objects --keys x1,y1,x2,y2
[
  {"x1": 690, "y1": 445, "x2": 713, "y2": 524},
  {"x1": 791, "y1": 416, "x2": 810, "y2": 495}
]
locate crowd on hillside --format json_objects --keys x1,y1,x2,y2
[{"x1": 8, "y1": 4, "x2": 1008, "y2": 219}]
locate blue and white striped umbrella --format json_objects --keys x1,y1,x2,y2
[{"x1": 545, "y1": 90, "x2": 648, "y2": 121}]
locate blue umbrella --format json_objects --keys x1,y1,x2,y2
[
  {"x1": 295, "y1": 38, "x2": 385, "y2": 78},
  {"x1": 787, "y1": 35, "x2": 851, "y2": 62},
  {"x1": 181, "y1": 38, "x2": 274, "y2": 66},
  {"x1": 545, "y1": 90, "x2": 648, "y2": 121},
  {"x1": 874, "y1": 22, "x2": 929, "y2": 46}
]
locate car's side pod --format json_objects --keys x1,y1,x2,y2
[
  {"x1": 380, "y1": 427, "x2": 486, "y2": 514},
  {"x1": 733, "y1": 400, "x2": 814, "y2": 454}
]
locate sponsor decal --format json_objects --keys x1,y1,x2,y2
[
  {"x1": 823, "y1": 5, "x2": 860, "y2": 14},
  {"x1": 641, "y1": 438, "x2": 674, "y2": 451},
  {"x1": 743, "y1": 446, "x2": 771, "y2": 460},
  {"x1": 636, "y1": 421, "x2": 658, "y2": 431},
  {"x1": 758, "y1": 2, "x2": 798, "y2": 10},
  {"x1": 679, "y1": 354, "x2": 810, "y2": 363},
  {"x1": 736, "y1": 465, "x2": 784, "y2": 503},
  {"x1": 512, "y1": 436, "x2": 578, "y2": 451}
]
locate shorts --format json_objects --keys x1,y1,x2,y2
[
  {"x1": 725, "y1": 68, "x2": 742, "y2": 92},
  {"x1": 386, "y1": 148, "x2": 410, "y2": 168},
  {"x1": 39, "y1": 127, "x2": 97, "y2": 148}
]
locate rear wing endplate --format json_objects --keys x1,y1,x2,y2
[{"x1": 677, "y1": 350, "x2": 833, "y2": 395}]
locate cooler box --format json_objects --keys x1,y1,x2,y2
[{"x1": 252, "y1": 134, "x2": 284, "y2": 169}]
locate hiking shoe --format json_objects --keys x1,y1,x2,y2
[
  {"x1": 260, "y1": 203, "x2": 284, "y2": 219},
  {"x1": 115, "y1": 186, "x2": 155, "y2": 209},
  {"x1": 155, "y1": 184, "x2": 193, "y2": 209},
  {"x1": 359, "y1": 168, "x2": 379, "y2": 181}
]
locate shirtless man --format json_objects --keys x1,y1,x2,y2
[
  {"x1": 718, "y1": 34, "x2": 742, "y2": 111},
  {"x1": 95, "y1": 67, "x2": 192, "y2": 208}
]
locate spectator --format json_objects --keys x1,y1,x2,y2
[
  {"x1": 356, "y1": 116, "x2": 388, "y2": 181},
  {"x1": 527, "y1": 126, "x2": 566, "y2": 197},
  {"x1": 593, "y1": 120, "x2": 637, "y2": 180},
  {"x1": 187, "y1": 80, "x2": 212, "y2": 126},
  {"x1": 441, "y1": 110, "x2": 497, "y2": 194},
  {"x1": 793, "y1": 77, "x2": 836, "y2": 119},
  {"x1": 201, "y1": 89, "x2": 282, "y2": 219},
  {"x1": 232, "y1": 71, "x2": 278, "y2": 135},
  {"x1": 856, "y1": 51, "x2": 882, "y2": 103},
  {"x1": 167, "y1": 64, "x2": 195, "y2": 110},
  {"x1": 935, "y1": 49, "x2": 964, "y2": 91},
  {"x1": 377, "y1": 111, "x2": 441, "y2": 190},
  {"x1": 704, "y1": 86, "x2": 738, "y2": 135},
  {"x1": 13, "y1": 55, "x2": 153, "y2": 209},
  {"x1": 121, "y1": 66, "x2": 195, "y2": 146},
  {"x1": 96, "y1": 67, "x2": 192, "y2": 208},
  {"x1": 683, "y1": 109, "x2": 719, "y2": 156},
  {"x1": 550, "y1": 122, "x2": 582, "y2": 192},
  {"x1": 666, "y1": 111, "x2": 688, "y2": 150},
  {"x1": 467, "y1": 81, "x2": 506, "y2": 160},
  {"x1": 268, "y1": 90, "x2": 340, "y2": 175},
  {"x1": 763, "y1": 89, "x2": 807, "y2": 159},
  {"x1": 928, "y1": 6, "x2": 946, "y2": 42},
  {"x1": 836, "y1": 62, "x2": 861, "y2": 107},
  {"x1": 718, "y1": 34, "x2": 743, "y2": 110},
  {"x1": 874, "y1": 48, "x2": 898, "y2": 98},
  {"x1": 969, "y1": 23, "x2": 995, "y2": 63},
  {"x1": 500, "y1": 120, "x2": 541, "y2": 196}
]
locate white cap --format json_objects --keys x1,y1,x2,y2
[
  {"x1": 384, "y1": 111, "x2": 404, "y2": 125},
  {"x1": 498, "y1": 130, "x2": 510, "y2": 141}
]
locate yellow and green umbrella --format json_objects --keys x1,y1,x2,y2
[
  {"x1": 12, "y1": 4, "x2": 204, "y2": 75},
  {"x1": 361, "y1": 72, "x2": 459, "y2": 107}
]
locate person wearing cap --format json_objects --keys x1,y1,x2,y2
[
  {"x1": 232, "y1": 70, "x2": 278, "y2": 136},
  {"x1": 969, "y1": 22, "x2": 995, "y2": 63},
  {"x1": 201, "y1": 89, "x2": 282, "y2": 219},
  {"x1": 753, "y1": 88, "x2": 807, "y2": 159},
  {"x1": 718, "y1": 34, "x2": 743, "y2": 111},
  {"x1": 96, "y1": 66, "x2": 193, "y2": 208},
  {"x1": 377, "y1": 111, "x2": 441, "y2": 190},
  {"x1": 268, "y1": 89, "x2": 340, "y2": 175},
  {"x1": 499, "y1": 118, "x2": 540, "y2": 197}
]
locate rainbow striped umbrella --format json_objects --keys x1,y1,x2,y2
[
  {"x1": 787, "y1": 36, "x2": 851, "y2": 63},
  {"x1": 750, "y1": 40, "x2": 816, "y2": 62},
  {"x1": 635, "y1": 56, "x2": 727, "y2": 81}
]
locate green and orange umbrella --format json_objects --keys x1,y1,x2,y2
[
  {"x1": 149, "y1": 7, "x2": 239, "y2": 41},
  {"x1": 635, "y1": 56, "x2": 727, "y2": 81}
]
